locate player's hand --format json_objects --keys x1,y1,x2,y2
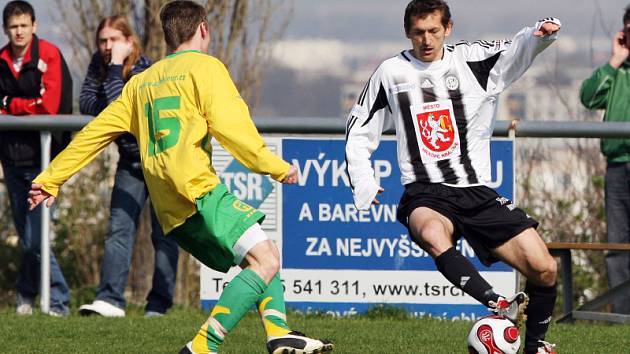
[
  {"x1": 610, "y1": 31, "x2": 629, "y2": 69},
  {"x1": 534, "y1": 22, "x2": 560, "y2": 37},
  {"x1": 282, "y1": 165, "x2": 298, "y2": 184},
  {"x1": 372, "y1": 187, "x2": 385, "y2": 205},
  {"x1": 28, "y1": 183, "x2": 55, "y2": 210},
  {"x1": 110, "y1": 40, "x2": 134, "y2": 65}
]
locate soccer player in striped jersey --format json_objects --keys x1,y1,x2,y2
[
  {"x1": 27, "y1": 1, "x2": 332, "y2": 353},
  {"x1": 345, "y1": 1, "x2": 560, "y2": 353}
]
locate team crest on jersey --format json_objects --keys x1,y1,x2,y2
[
  {"x1": 445, "y1": 75, "x2": 459, "y2": 90},
  {"x1": 411, "y1": 100, "x2": 461, "y2": 163}
]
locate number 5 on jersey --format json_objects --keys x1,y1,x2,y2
[{"x1": 146, "y1": 96, "x2": 181, "y2": 156}]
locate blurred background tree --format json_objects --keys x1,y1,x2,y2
[
  {"x1": 517, "y1": 138, "x2": 607, "y2": 314},
  {"x1": 52, "y1": 0, "x2": 290, "y2": 104}
]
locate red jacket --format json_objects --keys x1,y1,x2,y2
[
  {"x1": 0, "y1": 36, "x2": 66, "y2": 114},
  {"x1": 0, "y1": 35, "x2": 72, "y2": 166}
]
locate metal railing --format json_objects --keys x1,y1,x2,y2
[
  {"x1": 5, "y1": 115, "x2": 630, "y2": 137},
  {"x1": 2, "y1": 114, "x2": 630, "y2": 314}
]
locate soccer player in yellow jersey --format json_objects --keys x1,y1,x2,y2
[{"x1": 27, "y1": 1, "x2": 333, "y2": 354}]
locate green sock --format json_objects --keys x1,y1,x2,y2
[
  {"x1": 192, "y1": 269, "x2": 267, "y2": 353},
  {"x1": 257, "y1": 274, "x2": 291, "y2": 339}
]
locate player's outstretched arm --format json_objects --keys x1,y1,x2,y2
[
  {"x1": 204, "y1": 59, "x2": 290, "y2": 182},
  {"x1": 28, "y1": 183, "x2": 55, "y2": 210},
  {"x1": 533, "y1": 21, "x2": 561, "y2": 38},
  {"x1": 481, "y1": 17, "x2": 561, "y2": 94}
]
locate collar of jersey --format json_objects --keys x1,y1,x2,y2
[
  {"x1": 406, "y1": 46, "x2": 450, "y2": 69},
  {"x1": 167, "y1": 50, "x2": 201, "y2": 58}
]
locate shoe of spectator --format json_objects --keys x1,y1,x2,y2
[
  {"x1": 144, "y1": 311, "x2": 164, "y2": 318},
  {"x1": 16, "y1": 293, "x2": 34, "y2": 316},
  {"x1": 79, "y1": 300, "x2": 125, "y2": 317},
  {"x1": 48, "y1": 307, "x2": 70, "y2": 317}
]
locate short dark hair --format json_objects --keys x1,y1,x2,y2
[
  {"x1": 404, "y1": 0, "x2": 451, "y2": 34},
  {"x1": 160, "y1": 0, "x2": 207, "y2": 52},
  {"x1": 624, "y1": 4, "x2": 630, "y2": 24},
  {"x1": 3, "y1": 0, "x2": 35, "y2": 28}
]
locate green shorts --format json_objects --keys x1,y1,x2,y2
[{"x1": 167, "y1": 183, "x2": 265, "y2": 272}]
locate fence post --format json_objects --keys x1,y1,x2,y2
[{"x1": 40, "y1": 131, "x2": 51, "y2": 314}]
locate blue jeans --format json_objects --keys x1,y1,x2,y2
[
  {"x1": 1, "y1": 162, "x2": 70, "y2": 314},
  {"x1": 605, "y1": 162, "x2": 630, "y2": 314},
  {"x1": 96, "y1": 163, "x2": 179, "y2": 313}
]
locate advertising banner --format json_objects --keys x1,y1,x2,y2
[{"x1": 201, "y1": 137, "x2": 515, "y2": 320}]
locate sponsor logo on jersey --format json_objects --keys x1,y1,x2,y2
[
  {"x1": 350, "y1": 104, "x2": 368, "y2": 120},
  {"x1": 420, "y1": 79, "x2": 434, "y2": 89},
  {"x1": 389, "y1": 82, "x2": 417, "y2": 94}
]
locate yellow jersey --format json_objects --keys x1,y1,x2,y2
[{"x1": 34, "y1": 50, "x2": 290, "y2": 233}]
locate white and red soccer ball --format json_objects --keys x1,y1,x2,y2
[{"x1": 467, "y1": 315, "x2": 521, "y2": 354}]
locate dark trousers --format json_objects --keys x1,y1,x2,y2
[
  {"x1": 1, "y1": 161, "x2": 70, "y2": 313},
  {"x1": 605, "y1": 162, "x2": 630, "y2": 314}
]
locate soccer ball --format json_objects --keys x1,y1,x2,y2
[{"x1": 467, "y1": 315, "x2": 521, "y2": 354}]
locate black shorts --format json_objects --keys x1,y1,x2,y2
[{"x1": 397, "y1": 182, "x2": 539, "y2": 266}]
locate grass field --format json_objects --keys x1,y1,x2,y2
[{"x1": 1, "y1": 307, "x2": 629, "y2": 354}]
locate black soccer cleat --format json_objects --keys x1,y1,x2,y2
[{"x1": 266, "y1": 331, "x2": 334, "y2": 354}]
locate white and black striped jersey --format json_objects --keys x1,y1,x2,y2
[{"x1": 346, "y1": 18, "x2": 561, "y2": 210}]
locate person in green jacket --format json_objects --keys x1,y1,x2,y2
[{"x1": 580, "y1": 4, "x2": 630, "y2": 315}]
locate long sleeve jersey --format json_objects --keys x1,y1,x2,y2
[
  {"x1": 35, "y1": 50, "x2": 290, "y2": 233},
  {"x1": 79, "y1": 52, "x2": 151, "y2": 164},
  {"x1": 346, "y1": 18, "x2": 561, "y2": 210},
  {"x1": 580, "y1": 61, "x2": 630, "y2": 163}
]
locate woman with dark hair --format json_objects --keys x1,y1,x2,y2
[{"x1": 78, "y1": 15, "x2": 179, "y2": 318}]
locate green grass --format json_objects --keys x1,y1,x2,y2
[{"x1": 1, "y1": 307, "x2": 629, "y2": 353}]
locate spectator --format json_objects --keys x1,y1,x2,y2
[
  {"x1": 77, "y1": 15, "x2": 179, "y2": 318},
  {"x1": 0, "y1": 0, "x2": 72, "y2": 316},
  {"x1": 580, "y1": 5, "x2": 630, "y2": 315}
]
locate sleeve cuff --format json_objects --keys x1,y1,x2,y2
[
  {"x1": 270, "y1": 160, "x2": 291, "y2": 182},
  {"x1": 32, "y1": 179, "x2": 60, "y2": 198},
  {"x1": 352, "y1": 179, "x2": 380, "y2": 210},
  {"x1": 535, "y1": 17, "x2": 562, "y2": 41},
  {"x1": 107, "y1": 64, "x2": 124, "y2": 80}
]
